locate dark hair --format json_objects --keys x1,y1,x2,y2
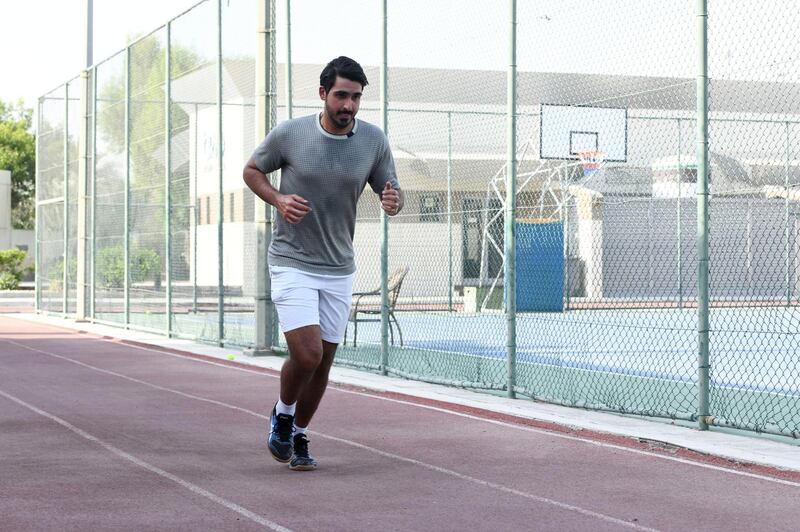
[{"x1": 319, "y1": 56, "x2": 369, "y2": 92}]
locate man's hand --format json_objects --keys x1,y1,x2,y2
[
  {"x1": 381, "y1": 182, "x2": 402, "y2": 216},
  {"x1": 276, "y1": 193, "x2": 311, "y2": 224}
]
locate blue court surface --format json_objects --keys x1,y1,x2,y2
[{"x1": 94, "y1": 305, "x2": 800, "y2": 433}]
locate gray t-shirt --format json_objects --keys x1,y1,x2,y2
[{"x1": 252, "y1": 113, "x2": 399, "y2": 275}]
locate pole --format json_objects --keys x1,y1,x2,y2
[
  {"x1": 379, "y1": 0, "x2": 390, "y2": 375},
  {"x1": 678, "y1": 118, "x2": 683, "y2": 309},
  {"x1": 124, "y1": 47, "x2": 131, "y2": 327},
  {"x1": 447, "y1": 111, "x2": 453, "y2": 312},
  {"x1": 165, "y1": 22, "x2": 173, "y2": 336},
  {"x1": 76, "y1": 68, "x2": 89, "y2": 322},
  {"x1": 217, "y1": 0, "x2": 225, "y2": 346},
  {"x1": 63, "y1": 82, "x2": 69, "y2": 317},
  {"x1": 193, "y1": 103, "x2": 198, "y2": 314},
  {"x1": 505, "y1": 0, "x2": 518, "y2": 398},
  {"x1": 786, "y1": 121, "x2": 791, "y2": 306},
  {"x1": 81, "y1": 0, "x2": 92, "y2": 318},
  {"x1": 564, "y1": 186, "x2": 570, "y2": 311},
  {"x1": 35, "y1": 98, "x2": 41, "y2": 312},
  {"x1": 696, "y1": 0, "x2": 711, "y2": 431},
  {"x1": 90, "y1": 69, "x2": 97, "y2": 319},
  {"x1": 285, "y1": 0, "x2": 293, "y2": 119},
  {"x1": 246, "y1": 0, "x2": 277, "y2": 356},
  {"x1": 85, "y1": 0, "x2": 93, "y2": 68}
]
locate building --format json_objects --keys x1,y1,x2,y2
[{"x1": 138, "y1": 60, "x2": 800, "y2": 306}]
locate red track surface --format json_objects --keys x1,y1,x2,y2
[{"x1": 1, "y1": 315, "x2": 799, "y2": 532}]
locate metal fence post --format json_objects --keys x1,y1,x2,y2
[
  {"x1": 35, "y1": 98, "x2": 41, "y2": 313},
  {"x1": 505, "y1": 0, "x2": 518, "y2": 398},
  {"x1": 217, "y1": 0, "x2": 225, "y2": 346},
  {"x1": 76, "y1": 69, "x2": 89, "y2": 322},
  {"x1": 193, "y1": 103, "x2": 199, "y2": 315},
  {"x1": 380, "y1": 0, "x2": 390, "y2": 376},
  {"x1": 564, "y1": 191, "x2": 571, "y2": 311},
  {"x1": 90, "y1": 69, "x2": 97, "y2": 320},
  {"x1": 786, "y1": 121, "x2": 791, "y2": 306},
  {"x1": 75, "y1": 70, "x2": 89, "y2": 322},
  {"x1": 678, "y1": 118, "x2": 683, "y2": 309},
  {"x1": 165, "y1": 21, "x2": 173, "y2": 336},
  {"x1": 285, "y1": 0, "x2": 293, "y2": 119},
  {"x1": 447, "y1": 111, "x2": 453, "y2": 312},
  {"x1": 63, "y1": 82, "x2": 69, "y2": 317},
  {"x1": 246, "y1": 0, "x2": 277, "y2": 356},
  {"x1": 124, "y1": 47, "x2": 131, "y2": 327},
  {"x1": 696, "y1": 0, "x2": 711, "y2": 430},
  {"x1": 61, "y1": 82, "x2": 70, "y2": 318}
]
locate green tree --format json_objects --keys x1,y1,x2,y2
[
  {"x1": 0, "y1": 99, "x2": 35, "y2": 230},
  {"x1": 96, "y1": 35, "x2": 204, "y2": 269}
]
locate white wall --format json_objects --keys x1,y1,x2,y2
[
  {"x1": 0, "y1": 170, "x2": 10, "y2": 249},
  {"x1": 195, "y1": 223, "x2": 247, "y2": 287},
  {"x1": 191, "y1": 104, "x2": 246, "y2": 198},
  {"x1": 353, "y1": 221, "x2": 464, "y2": 301},
  {"x1": 191, "y1": 220, "x2": 465, "y2": 301}
]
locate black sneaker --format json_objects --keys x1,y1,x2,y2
[
  {"x1": 289, "y1": 433, "x2": 317, "y2": 471},
  {"x1": 268, "y1": 404, "x2": 294, "y2": 463}
]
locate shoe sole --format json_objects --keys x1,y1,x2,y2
[{"x1": 288, "y1": 463, "x2": 317, "y2": 471}]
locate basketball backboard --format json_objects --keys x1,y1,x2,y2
[{"x1": 539, "y1": 104, "x2": 627, "y2": 162}]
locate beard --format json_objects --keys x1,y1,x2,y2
[{"x1": 325, "y1": 103, "x2": 353, "y2": 129}]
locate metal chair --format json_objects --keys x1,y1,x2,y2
[{"x1": 345, "y1": 266, "x2": 409, "y2": 347}]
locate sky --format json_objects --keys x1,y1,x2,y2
[
  {"x1": 0, "y1": 0, "x2": 200, "y2": 108},
  {"x1": 1, "y1": 0, "x2": 795, "y2": 115}
]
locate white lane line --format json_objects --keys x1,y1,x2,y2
[
  {"x1": 0, "y1": 388, "x2": 292, "y2": 532},
  {"x1": 333, "y1": 389, "x2": 800, "y2": 488},
  {"x1": 318, "y1": 432, "x2": 658, "y2": 531},
  {"x1": 30, "y1": 335, "x2": 800, "y2": 489},
  {"x1": 3, "y1": 339, "x2": 656, "y2": 531}
]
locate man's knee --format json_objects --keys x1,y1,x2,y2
[
  {"x1": 293, "y1": 346, "x2": 323, "y2": 373},
  {"x1": 317, "y1": 342, "x2": 338, "y2": 372},
  {"x1": 285, "y1": 326, "x2": 324, "y2": 373}
]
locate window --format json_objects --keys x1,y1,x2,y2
[{"x1": 419, "y1": 193, "x2": 442, "y2": 222}]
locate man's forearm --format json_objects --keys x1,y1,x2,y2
[{"x1": 243, "y1": 163, "x2": 280, "y2": 208}]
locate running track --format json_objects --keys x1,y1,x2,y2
[{"x1": 1, "y1": 315, "x2": 799, "y2": 531}]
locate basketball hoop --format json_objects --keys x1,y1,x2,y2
[{"x1": 577, "y1": 150, "x2": 605, "y2": 177}]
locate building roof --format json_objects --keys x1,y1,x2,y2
[
  {"x1": 171, "y1": 59, "x2": 800, "y2": 116},
  {"x1": 169, "y1": 60, "x2": 800, "y2": 194}
]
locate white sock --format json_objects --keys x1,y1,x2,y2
[
  {"x1": 276, "y1": 399, "x2": 296, "y2": 416},
  {"x1": 293, "y1": 425, "x2": 308, "y2": 436}
]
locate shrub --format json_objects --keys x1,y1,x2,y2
[
  {"x1": 132, "y1": 248, "x2": 161, "y2": 284},
  {"x1": 97, "y1": 246, "x2": 125, "y2": 288},
  {"x1": 97, "y1": 245, "x2": 162, "y2": 288},
  {"x1": 46, "y1": 256, "x2": 77, "y2": 292},
  {"x1": 0, "y1": 271, "x2": 19, "y2": 290},
  {"x1": 0, "y1": 248, "x2": 27, "y2": 290}
]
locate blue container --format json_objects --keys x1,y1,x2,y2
[{"x1": 515, "y1": 220, "x2": 564, "y2": 312}]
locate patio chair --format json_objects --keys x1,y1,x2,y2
[{"x1": 345, "y1": 266, "x2": 409, "y2": 347}]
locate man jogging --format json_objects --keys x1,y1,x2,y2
[{"x1": 242, "y1": 56, "x2": 403, "y2": 471}]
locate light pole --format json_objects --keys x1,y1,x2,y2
[{"x1": 85, "y1": 0, "x2": 93, "y2": 68}]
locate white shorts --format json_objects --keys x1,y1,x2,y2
[{"x1": 269, "y1": 266, "x2": 354, "y2": 344}]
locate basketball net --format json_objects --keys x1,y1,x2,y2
[{"x1": 577, "y1": 150, "x2": 606, "y2": 178}]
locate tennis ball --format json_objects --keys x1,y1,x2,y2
[{"x1": 227, "y1": 354, "x2": 236, "y2": 361}]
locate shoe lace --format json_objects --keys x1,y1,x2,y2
[
  {"x1": 276, "y1": 415, "x2": 293, "y2": 439},
  {"x1": 294, "y1": 434, "x2": 309, "y2": 457}
]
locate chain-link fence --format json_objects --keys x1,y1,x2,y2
[{"x1": 36, "y1": 0, "x2": 800, "y2": 438}]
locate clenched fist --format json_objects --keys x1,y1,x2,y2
[
  {"x1": 276, "y1": 193, "x2": 311, "y2": 224},
  {"x1": 381, "y1": 182, "x2": 401, "y2": 216}
]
